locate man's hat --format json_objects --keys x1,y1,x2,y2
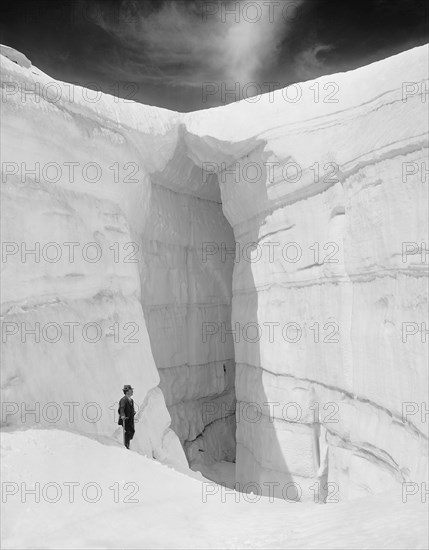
[{"x1": 123, "y1": 384, "x2": 134, "y2": 392}]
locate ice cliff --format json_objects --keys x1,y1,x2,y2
[
  {"x1": 184, "y1": 45, "x2": 429, "y2": 498},
  {"x1": 1, "y1": 44, "x2": 428, "y2": 498}
]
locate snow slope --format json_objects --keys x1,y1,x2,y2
[{"x1": 2, "y1": 429, "x2": 428, "y2": 550}]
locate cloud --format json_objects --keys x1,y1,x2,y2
[{"x1": 91, "y1": 0, "x2": 302, "y2": 91}]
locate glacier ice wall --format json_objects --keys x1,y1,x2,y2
[
  {"x1": 0, "y1": 51, "x2": 236, "y2": 468},
  {"x1": 0, "y1": 54, "x2": 188, "y2": 463},
  {"x1": 184, "y1": 45, "x2": 429, "y2": 498},
  {"x1": 1, "y1": 44, "x2": 428, "y2": 496}
]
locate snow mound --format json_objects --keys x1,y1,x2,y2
[{"x1": 1, "y1": 429, "x2": 428, "y2": 549}]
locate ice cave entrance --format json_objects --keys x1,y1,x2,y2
[{"x1": 140, "y1": 153, "x2": 237, "y2": 487}]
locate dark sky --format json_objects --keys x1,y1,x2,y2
[{"x1": 1, "y1": 0, "x2": 428, "y2": 111}]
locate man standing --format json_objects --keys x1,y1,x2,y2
[{"x1": 118, "y1": 385, "x2": 135, "y2": 449}]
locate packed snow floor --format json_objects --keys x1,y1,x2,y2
[{"x1": 1, "y1": 429, "x2": 427, "y2": 549}]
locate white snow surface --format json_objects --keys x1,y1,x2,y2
[{"x1": 1, "y1": 429, "x2": 428, "y2": 550}]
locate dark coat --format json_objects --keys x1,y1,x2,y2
[{"x1": 118, "y1": 396, "x2": 135, "y2": 434}]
